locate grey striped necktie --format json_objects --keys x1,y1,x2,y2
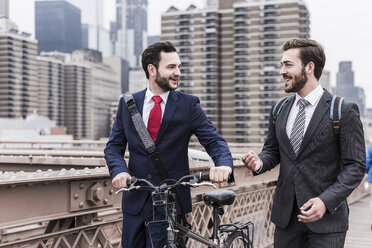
[{"x1": 290, "y1": 98, "x2": 310, "y2": 155}]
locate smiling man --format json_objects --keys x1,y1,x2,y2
[
  {"x1": 242, "y1": 38, "x2": 365, "y2": 248},
  {"x1": 104, "y1": 41, "x2": 233, "y2": 248}
]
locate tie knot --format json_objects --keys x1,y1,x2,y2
[
  {"x1": 152, "y1": 96, "x2": 162, "y2": 104},
  {"x1": 298, "y1": 98, "x2": 309, "y2": 108}
]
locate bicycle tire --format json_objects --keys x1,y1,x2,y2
[{"x1": 224, "y1": 231, "x2": 252, "y2": 248}]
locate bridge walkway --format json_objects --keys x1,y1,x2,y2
[{"x1": 345, "y1": 195, "x2": 372, "y2": 248}]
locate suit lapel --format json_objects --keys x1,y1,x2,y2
[
  {"x1": 296, "y1": 90, "x2": 332, "y2": 157},
  {"x1": 277, "y1": 95, "x2": 296, "y2": 159},
  {"x1": 155, "y1": 90, "x2": 178, "y2": 143}
]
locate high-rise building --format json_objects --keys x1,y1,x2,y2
[
  {"x1": 43, "y1": 51, "x2": 93, "y2": 139},
  {"x1": 35, "y1": 0, "x2": 82, "y2": 54},
  {"x1": 147, "y1": 35, "x2": 160, "y2": 46},
  {"x1": 161, "y1": 0, "x2": 309, "y2": 143},
  {"x1": 125, "y1": 0, "x2": 147, "y2": 67},
  {"x1": 64, "y1": 62, "x2": 92, "y2": 139},
  {"x1": 105, "y1": 56, "x2": 129, "y2": 94},
  {"x1": 69, "y1": 0, "x2": 111, "y2": 57},
  {"x1": 333, "y1": 61, "x2": 366, "y2": 116},
  {"x1": 36, "y1": 51, "x2": 95, "y2": 139},
  {"x1": 319, "y1": 70, "x2": 331, "y2": 93},
  {"x1": 111, "y1": 0, "x2": 147, "y2": 67},
  {"x1": 129, "y1": 68, "x2": 147, "y2": 93},
  {"x1": 205, "y1": 0, "x2": 219, "y2": 9},
  {"x1": 37, "y1": 56, "x2": 65, "y2": 126},
  {"x1": 0, "y1": 15, "x2": 16, "y2": 33},
  {"x1": 109, "y1": 101, "x2": 119, "y2": 132},
  {"x1": 71, "y1": 49, "x2": 121, "y2": 139},
  {"x1": 0, "y1": 18, "x2": 38, "y2": 119},
  {"x1": 110, "y1": 0, "x2": 147, "y2": 93},
  {"x1": 0, "y1": 0, "x2": 9, "y2": 18}
]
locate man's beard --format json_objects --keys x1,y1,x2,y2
[
  {"x1": 284, "y1": 67, "x2": 308, "y2": 93},
  {"x1": 155, "y1": 72, "x2": 178, "y2": 92}
]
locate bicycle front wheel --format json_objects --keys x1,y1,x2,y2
[{"x1": 224, "y1": 231, "x2": 252, "y2": 248}]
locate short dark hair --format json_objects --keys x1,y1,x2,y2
[
  {"x1": 141, "y1": 41, "x2": 177, "y2": 79},
  {"x1": 282, "y1": 38, "x2": 326, "y2": 80}
]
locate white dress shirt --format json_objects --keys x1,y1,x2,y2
[
  {"x1": 142, "y1": 87, "x2": 170, "y2": 128},
  {"x1": 286, "y1": 85, "x2": 324, "y2": 138}
]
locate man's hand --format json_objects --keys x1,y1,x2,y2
[
  {"x1": 298, "y1": 197, "x2": 327, "y2": 223},
  {"x1": 112, "y1": 172, "x2": 131, "y2": 189},
  {"x1": 209, "y1": 166, "x2": 232, "y2": 183},
  {"x1": 241, "y1": 150, "x2": 263, "y2": 172}
]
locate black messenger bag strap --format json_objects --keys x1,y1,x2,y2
[{"x1": 123, "y1": 94, "x2": 189, "y2": 219}]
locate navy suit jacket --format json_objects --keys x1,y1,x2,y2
[
  {"x1": 104, "y1": 89, "x2": 233, "y2": 215},
  {"x1": 256, "y1": 90, "x2": 365, "y2": 233}
]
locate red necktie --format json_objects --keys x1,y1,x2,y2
[{"x1": 147, "y1": 96, "x2": 162, "y2": 142}]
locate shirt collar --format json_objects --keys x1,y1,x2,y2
[
  {"x1": 145, "y1": 87, "x2": 170, "y2": 104},
  {"x1": 295, "y1": 84, "x2": 324, "y2": 106}
]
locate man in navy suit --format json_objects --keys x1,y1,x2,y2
[
  {"x1": 242, "y1": 38, "x2": 365, "y2": 247},
  {"x1": 104, "y1": 41, "x2": 233, "y2": 247}
]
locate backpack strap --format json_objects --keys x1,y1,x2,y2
[
  {"x1": 123, "y1": 94, "x2": 158, "y2": 157},
  {"x1": 272, "y1": 96, "x2": 290, "y2": 125},
  {"x1": 123, "y1": 94, "x2": 189, "y2": 221},
  {"x1": 330, "y1": 95, "x2": 344, "y2": 135}
]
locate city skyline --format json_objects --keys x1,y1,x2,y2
[
  {"x1": 8, "y1": 0, "x2": 372, "y2": 108},
  {"x1": 161, "y1": 0, "x2": 310, "y2": 143}
]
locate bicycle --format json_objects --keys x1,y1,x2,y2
[{"x1": 116, "y1": 172, "x2": 254, "y2": 248}]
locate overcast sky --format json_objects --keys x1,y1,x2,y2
[{"x1": 9, "y1": 0, "x2": 372, "y2": 107}]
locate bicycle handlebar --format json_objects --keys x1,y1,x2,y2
[{"x1": 115, "y1": 172, "x2": 212, "y2": 195}]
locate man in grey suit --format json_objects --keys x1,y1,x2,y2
[{"x1": 242, "y1": 38, "x2": 365, "y2": 247}]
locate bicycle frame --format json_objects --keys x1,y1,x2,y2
[
  {"x1": 116, "y1": 173, "x2": 254, "y2": 248},
  {"x1": 146, "y1": 187, "x2": 227, "y2": 247},
  {"x1": 176, "y1": 222, "x2": 219, "y2": 247}
]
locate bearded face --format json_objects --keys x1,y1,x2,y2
[
  {"x1": 283, "y1": 66, "x2": 308, "y2": 93},
  {"x1": 152, "y1": 51, "x2": 181, "y2": 92},
  {"x1": 155, "y1": 69, "x2": 179, "y2": 92},
  {"x1": 280, "y1": 48, "x2": 309, "y2": 94}
]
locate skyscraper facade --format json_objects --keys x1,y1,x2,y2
[
  {"x1": 161, "y1": 0, "x2": 309, "y2": 143},
  {"x1": 37, "y1": 56, "x2": 65, "y2": 126},
  {"x1": 69, "y1": 0, "x2": 111, "y2": 57},
  {"x1": 125, "y1": 0, "x2": 147, "y2": 67},
  {"x1": 64, "y1": 62, "x2": 92, "y2": 139},
  {"x1": 333, "y1": 61, "x2": 366, "y2": 116},
  {"x1": 319, "y1": 70, "x2": 331, "y2": 93},
  {"x1": 0, "y1": 0, "x2": 9, "y2": 18},
  {"x1": 71, "y1": 49, "x2": 122, "y2": 139},
  {"x1": 0, "y1": 18, "x2": 38, "y2": 119},
  {"x1": 36, "y1": 51, "x2": 100, "y2": 140},
  {"x1": 35, "y1": 0, "x2": 82, "y2": 54},
  {"x1": 111, "y1": 0, "x2": 147, "y2": 66},
  {"x1": 110, "y1": 0, "x2": 147, "y2": 93}
]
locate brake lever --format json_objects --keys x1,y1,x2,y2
[
  {"x1": 115, "y1": 188, "x2": 129, "y2": 194},
  {"x1": 115, "y1": 185, "x2": 138, "y2": 194},
  {"x1": 182, "y1": 182, "x2": 216, "y2": 188}
]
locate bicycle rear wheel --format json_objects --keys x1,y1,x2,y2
[{"x1": 224, "y1": 231, "x2": 252, "y2": 248}]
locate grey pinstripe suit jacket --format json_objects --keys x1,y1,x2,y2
[{"x1": 257, "y1": 89, "x2": 365, "y2": 233}]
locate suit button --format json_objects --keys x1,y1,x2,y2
[{"x1": 147, "y1": 174, "x2": 152, "y2": 179}]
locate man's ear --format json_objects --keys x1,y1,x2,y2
[
  {"x1": 148, "y1": 64, "x2": 156, "y2": 77},
  {"x1": 306, "y1": 62, "x2": 315, "y2": 74}
]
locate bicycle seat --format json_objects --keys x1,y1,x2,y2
[{"x1": 203, "y1": 189, "x2": 235, "y2": 207}]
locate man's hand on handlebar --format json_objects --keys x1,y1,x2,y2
[
  {"x1": 209, "y1": 166, "x2": 232, "y2": 183},
  {"x1": 112, "y1": 172, "x2": 131, "y2": 189}
]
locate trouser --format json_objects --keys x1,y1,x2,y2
[
  {"x1": 121, "y1": 196, "x2": 186, "y2": 248},
  {"x1": 274, "y1": 198, "x2": 346, "y2": 248}
]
